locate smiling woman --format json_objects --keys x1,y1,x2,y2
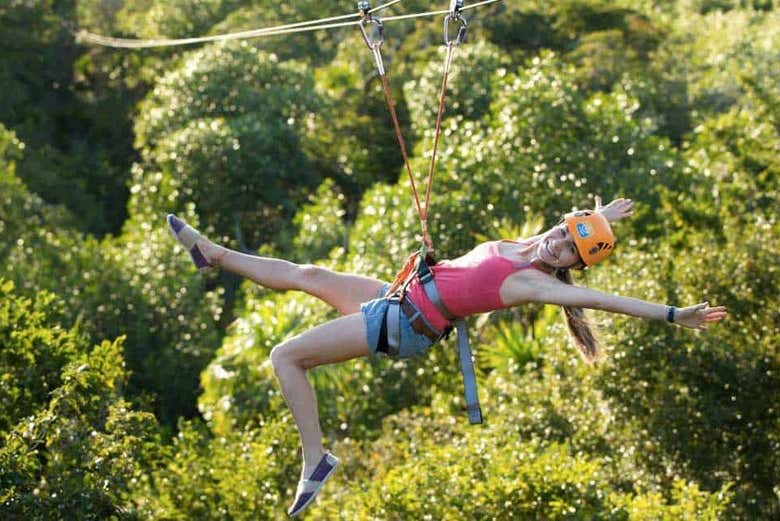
[
  {"x1": 539, "y1": 224, "x2": 580, "y2": 267},
  {"x1": 166, "y1": 195, "x2": 727, "y2": 516}
]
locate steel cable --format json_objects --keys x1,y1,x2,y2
[{"x1": 76, "y1": 0, "x2": 502, "y2": 49}]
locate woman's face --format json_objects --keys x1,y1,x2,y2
[{"x1": 537, "y1": 224, "x2": 582, "y2": 268}]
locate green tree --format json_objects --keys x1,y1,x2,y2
[
  {"x1": 1, "y1": 127, "x2": 223, "y2": 427},
  {"x1": 133, "y1": 417, "x2": 300, "y2": 520},
  {"x1": 655, "y1": 7, "x2": 780, "y2": 119},
  {"x1": 589, "y1": 223, "x2": 780, "y2": 518},
  {"x1": 0, "y1": 280, "x2": 83, "y2": 437},
  {"x1": 213, "y1": 0, "x2": 349, "y2": 64},
  {"x1": 308, "y1": 38, "x2": 412, "y2": 210},
  {"x1": 0, "y1": 1, "x2": 138, "y2": 235},
  {"x1": 117, "y1": 0, "x2": 243, "y2": 40},
  {"x1": 0, "y1": 333, "x2": 164, "y2": 520},
  {"x1": 133, "y1": 41, "x2": 323, "y2": 250}
]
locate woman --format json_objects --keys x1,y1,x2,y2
[{"x1": 166, "y1": 196, "x2": 727, "y2": 517}]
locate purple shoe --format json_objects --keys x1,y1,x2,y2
[
  {"x1": 166, "y1": 214, "x2": 213, "y2": 271},
  {"x1": 287, "y1": 452, "x2": 340, "y2": 517}
]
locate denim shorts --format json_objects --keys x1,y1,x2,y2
[{"x1": 360, "y1": 284, "x2": 437, "y2": 360}]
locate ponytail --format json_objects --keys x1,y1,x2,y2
[{"x1": 555, "y1": 268, "x2": 602, "y2": 363}]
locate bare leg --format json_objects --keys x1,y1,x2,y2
[
  {"x1": 174, "y1": 220, "x2": 380, "y2": 495},
  {"x1": 270, "y1": 313, "x2": 370, "y2": 479},
  {"x1": 196, "y1": 235, "x2": 385, "y2": 314}
]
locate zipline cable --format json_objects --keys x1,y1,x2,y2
[
  {"x1": 78, "y1": 19, "x2": 358, "y2": 48},
  {"x1": 382, "y1": 0, "x2": 501, "y2": 22},
  {"x1": 75, "y1": 0, "x2": 399, "y2": 48},
  {"x1": 75, "y1": 0, "x2": 502, "y2": 49}
]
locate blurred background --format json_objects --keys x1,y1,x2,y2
[{"x1": 0, "y1": 1, "x2": 778, "y2": 518}]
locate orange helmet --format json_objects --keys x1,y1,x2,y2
[{"x1": 564, "y1": 210, "x2": 615, "y2": 267}]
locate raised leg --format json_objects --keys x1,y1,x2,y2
[
  {"x1": 195, "y1": 231, "x2": 386, "y2": 315},
  {"x1": 269, "y1": 313, "x2": 370, "y2": 478}
]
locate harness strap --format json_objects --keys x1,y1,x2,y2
[
  {"x1": 379, "y1": 259, "x2": 483, "y2": 425},
  {"x1": 455, "y1": 318, "x2": 483, "y2": 424},
  {"x1": 417, "y1": 257, "x2": 483, "y2": 425},
  {"x1": 386, "y1": 298, "x2": 401, "y2": 356},
  {"x1": 416, "y1": 258, "x2": 456, "y2": 321}
]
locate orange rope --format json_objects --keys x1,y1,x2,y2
[
  {"x1": 377, "y1": 70, "x2": 431, "y2": 249},
  {"x1": 366, "y1": 16, "x2": 462, "y2": 263},
  {"x1": 387, "y1": 251, "x2": 419, "y2": 295},
  {"x1": 375, "y1": 43, "x2": 457, "y2": 253},
  {"x1": 422, "y1": 42, "x2": 456, "y2": 241}
]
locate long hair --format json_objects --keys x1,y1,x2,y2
[{"x1": 554, "y1": 268, "x2": 601, "y2": 363}]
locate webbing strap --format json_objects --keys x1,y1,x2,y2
[
  {"x1": 417, "y1": 257, "x2": 482, "y2": 425},
  {"x1": 417, "y1": 259, "x2": 456, "y2": 321},
  {"x1": 455, "y1": 318, "x2": 483, "y2": 424},
  {"x1": 386, "y1": 299, "x2": 401, "y2": 356}
]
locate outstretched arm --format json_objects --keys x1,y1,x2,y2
[{"x1": 522, "y1": 275, "x2": 727, "y2": 330}]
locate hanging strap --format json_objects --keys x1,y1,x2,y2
[
  {"x1": 417, "y1": 257, "x2": 483, "y2": 425},
  {"x1": 377, "y1": 296, "x2": 402, "y2": 357},
  {"x1": 386, "y1": 297, "x2": 402, "y2": 356},
  {"x1": 454, "y1": 319, "x2": 482, "y2": 424}
]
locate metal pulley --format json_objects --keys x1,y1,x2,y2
[
  {"x1": 357, "y1": 1, "x2": 372, "y2": 17},
  {"x1": 358, "y1": 1, "x2": 383, "y2": 49}
]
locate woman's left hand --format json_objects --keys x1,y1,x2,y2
[
  {"x1": 674, "y1": 302, "x2": 728, "y2": 330},
  {"x1": 595, "y1": 196, "x2": 634, "y2": 222}
]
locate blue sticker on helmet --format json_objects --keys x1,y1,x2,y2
[{"x1": 576, "y1": 222, "x2": 593, "y2": 238}]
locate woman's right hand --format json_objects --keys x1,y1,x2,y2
[{"x1": 594, "y1": 196, "x2": 634, "y2": 222}]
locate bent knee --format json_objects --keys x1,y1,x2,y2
[
  {"x1": 271, "y1": 340, "x2": 321, "y2": 371},
  {"x1": 270, "y1": 340, "x2": 310, "y2": 370},
  {"x1": 270, "y1": 342, "x2": 292, "y2": 370}
]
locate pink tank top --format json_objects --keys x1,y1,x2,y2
[{"x1": 405, "y1": 240, "x2": 538, "y2": 331}]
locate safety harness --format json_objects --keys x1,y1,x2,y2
[{"x1": 376, "y1": 253, "x2": 483, "y2": 424}]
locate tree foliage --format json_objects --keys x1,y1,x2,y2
[
  {"x1": 1, "y1": 1, "x2": 779, "y2": 518},
  {"x1": 133, "y1": 41, "x2": 322, "y2": 250},
  {"x1": 0, "y1": 283, "x2": 163, "y2": 519},
  {"x1": 1, "y1": 125, "x2": 223, "y2": 426}
]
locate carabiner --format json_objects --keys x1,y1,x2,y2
[
  {"x1": 359, "y1": 15, "x2": 386, "y2": 75},
  {"x1": 359, "y1": 16, "x2": 384, "y2": 49},
  {"x1": 443, "y1": 10, "x2": 467, "y2": 46}
]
